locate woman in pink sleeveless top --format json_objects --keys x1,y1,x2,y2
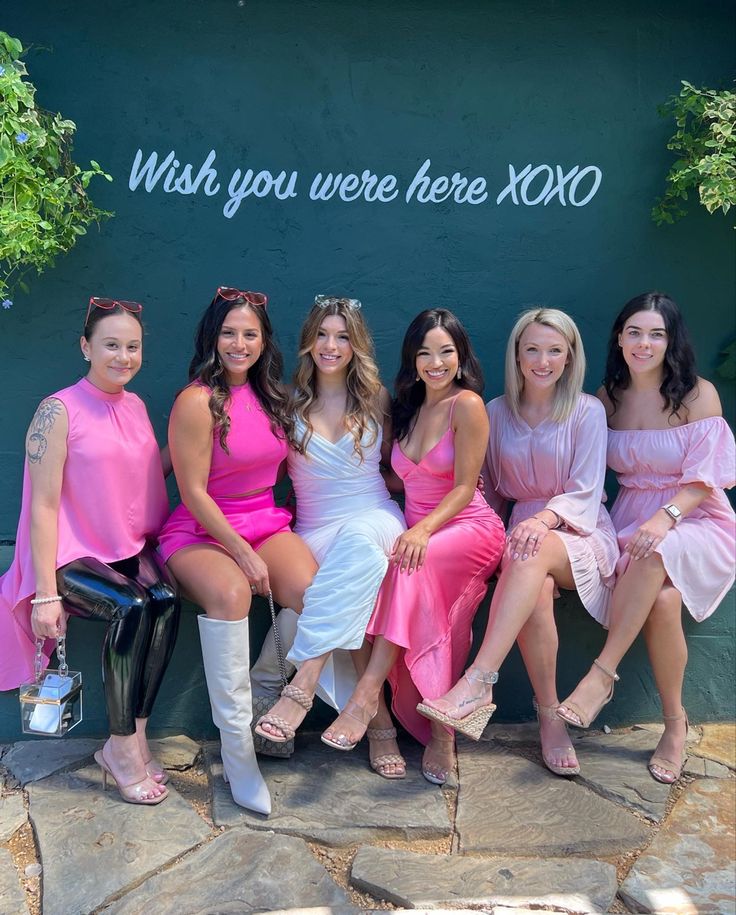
[
  {"x1": 0, "y1": 299, "x2": 178, "y2": 806},
  {"x1": 159, "y1": 287, "x2": 317, "y2": 815},
  {"x1": 320, "y1": 308, "x2": 505, "y2": 784},
  {"x1": 558, "y1": 292, "x2": 735, "y2": 784}
]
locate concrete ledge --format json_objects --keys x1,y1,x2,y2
[{"x1": 1, "y1": 544, "x2": 734, "y2": 741}]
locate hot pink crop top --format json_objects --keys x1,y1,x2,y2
[{"x1": 200, "y1": 382, "x2": 288, "y2": 498}]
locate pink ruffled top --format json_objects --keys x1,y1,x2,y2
[
  {"x1": 0, "y1": 377, "x2": 169, "y2": 689},
  {"x1": 607, "y1": 416, "x2": 736, "y2": 621},
  {"x1": 199, "y1": 382, "x2": 287, "y2": 498},
  {"x1": 483, "y1": 394, "x2": 618, "y2": 624}
]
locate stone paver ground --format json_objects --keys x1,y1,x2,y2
[{"x1": 0, "y1": 720, "x2": 733, "y2": 914}]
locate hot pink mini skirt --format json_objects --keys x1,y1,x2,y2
[{"x1": 158, "y1": 489, "x2": 292, "y2": 563}]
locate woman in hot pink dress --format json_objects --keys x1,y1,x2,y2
[
  {"x1": 0, "y1": 298, "x2": 178, "y2": 806},
  {"x1": 418, "y1": 309, "x2": 618, "y2": 777},
  {"x1": 320, "y1": 308, "x2": 505, "y2": 784},
  {"x1": 558, "y1": 292, "x2": 735, "y2": 784},
  {"x1": 159, "y1": 287, "x2": 317, "y2": 815}
]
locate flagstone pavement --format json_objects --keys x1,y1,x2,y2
[{"x1": 0, "y1": 721, "x2": 734, "y2": 914}]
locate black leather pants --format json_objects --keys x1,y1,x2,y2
[{"x1": 56, "y1": 543, "x2": 180, "y2": 736}]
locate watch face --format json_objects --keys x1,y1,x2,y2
[{"x1": 666, "y1": 504, "x2": 682, "y2": 519}]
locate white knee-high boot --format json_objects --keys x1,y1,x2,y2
[
  {"x1": 198, "y1": 615, "x2": 271, "y2": 815},
  {"x1": 250, "y1": 607, "x2": 299, "y2": 697}
]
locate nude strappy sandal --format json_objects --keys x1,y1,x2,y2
[
  {"x1": 367, "y1": 726, "x2": 406, "y2": 780},
  {"x1": 556, "y1": 658, "x2": 619, "y2": 729},
  {"x1": 254, "y1": 683, "x2": 313, "y2": 743},
  {"x1": 648, "y1": 709, "x2": 689, "y2": 784},
  {"x1": 533, "y1": 697, "x2": 580, "y2": 777},
  {"x1": 417, "y1": 668, "x2": 498, "y2": 741}
]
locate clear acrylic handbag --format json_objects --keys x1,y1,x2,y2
[{"x1": 20, "y1": 637, "x2": 83, "y2": 737}]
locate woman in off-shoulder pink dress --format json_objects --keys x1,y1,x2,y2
[
  {"x1": 558, "y1": 292, "x2": 735, "y2": 784},
  {"x1": 418, "y1": 309, "x2": 618, "y2": 777}
]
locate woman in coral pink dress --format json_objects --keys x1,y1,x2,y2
[
  {"x1": 418, "y1": 309, "x2": 618, "y2": 777},
  {"x1": 320, "y1": 308, "x2": 505, "y2": 784},
  {"x1": 558, "y1": 292, "x2": 735, "y2": 784}
]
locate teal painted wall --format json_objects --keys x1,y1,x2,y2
[{"x1": 0, "y1": 1, "x2": 734, "y2": 739}]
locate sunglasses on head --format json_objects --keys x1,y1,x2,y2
[
  {"x1": 85, "y1": 297, "x2": 143, "y2": 325},
  {"x1": 314, "y1": 294, "x2": 362, "y2": 311},
  {"x1": 215, "y1": 286, "x2": 268, "y2": 309}
]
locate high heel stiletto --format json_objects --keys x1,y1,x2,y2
[
  {"x1": 416, "y1": 667, "x2": 499, "y2": 741},
  {"x1": 648, "y1": 709, "x2": 689, "y2": 784},
  {"x1": 94, "y1": 749, "x2": 168, "y2": 806},
  {"x1": 533, "y1": 697, "x2": 580, "y2": 777},
  {"x1": 556, "y1": 658, "x2": 619, "y2": 729}
]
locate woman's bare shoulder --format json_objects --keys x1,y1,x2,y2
[{"x1": 685, "y1": 377, "x2": 722, "y2": 421}]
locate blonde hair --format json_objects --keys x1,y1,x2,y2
[
  {"x1": 505, "y1": 307, "x2": 586, "y2": 422},
  {"x1": 290, "y1": 299, "x2": 382, "y2": 458}
]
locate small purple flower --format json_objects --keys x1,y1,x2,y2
[
  {"x1": 16, "y1": 131, "x2": 29, "y2": 143},
  {"x1": 1, "y1": 299, "x2": 12, "y2": 310}
]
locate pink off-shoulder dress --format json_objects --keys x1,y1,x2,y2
[
  {"x1": 366, "y1": 396, "x2": 506, "y2": 745},
  {"x1": 484, "y1": 394, "x2": 618, "y2": 625},
  {"x1": 607, "y1": 416, "x2": 736, "y2": 621}
]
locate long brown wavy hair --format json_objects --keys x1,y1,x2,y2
[
  {"x1": 188, "y1": 291, "x2": 292, "y2": 451},
  {"x1": 290, "y1": 298, "x2": 382, "y2": 459}
]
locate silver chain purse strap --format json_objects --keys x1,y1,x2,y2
[
  {"x1": 266, "y1": 589, "x2": 288, "y2": 690},
  {"x1": 252, "y1": 590, "x2": 294, "y2": 757}
]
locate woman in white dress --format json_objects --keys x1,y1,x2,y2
[{"x1": 253, "y1": 295, "x2": 407, "y2": 777}]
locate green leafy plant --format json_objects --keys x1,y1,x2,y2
[
  {"x1": 652, "y1": 81, "x2": 735, "y2": 225},
  {"x1": 0, "y1": 31, "x2": 113, "y2": 307}
]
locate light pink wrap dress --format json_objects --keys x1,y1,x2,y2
[
  {"x1": 607, "y1": 416, "x2": 735, "y2": 621},
  {"x1": 483, "y1": 394, "x2": 618, "y2": 625}
]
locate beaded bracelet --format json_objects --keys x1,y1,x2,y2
[{"x1": 30, "y1": 595, "x2": 62, "y2": 605}]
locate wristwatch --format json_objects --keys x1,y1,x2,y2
[{"x1": 661, "y1": 504, "x2": 682, "y2": 524}]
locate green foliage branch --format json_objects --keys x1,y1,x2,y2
[
  {"x1": 652, "y1": 81, "x2": 736, "y2": 225},
  {"x1": 0, "y1": 31, "x2": 113, "y2": 305}
]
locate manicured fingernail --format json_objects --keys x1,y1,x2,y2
[
  {"x1": 513, "y1": 552, "x2": 519, "y2": 560},
  {"x1": 522, "y1": 553, "x2": 528, "y2": 561}
]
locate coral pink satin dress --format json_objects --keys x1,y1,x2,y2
[
  {"x1": 367, "y1": 397, "x2": 506, "y2": 745},
  {"x1": 607, "y1": 416, "x2": 735, "y2": 621}
]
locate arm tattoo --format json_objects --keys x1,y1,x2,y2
[{"x1": 27, "y1": 398, "x2": 63, "y2": 464}]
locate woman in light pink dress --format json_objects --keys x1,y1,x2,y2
[
  {"x1": 320, "y1": 308, "x2": 506, "y2": 784},
  {"x1": 418, "y1": 309, "x2": 618, "y2": 778},
  {"x1": 558, "y1": 292, "x2": 735, "y2": 784}
]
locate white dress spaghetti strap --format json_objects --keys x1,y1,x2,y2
[{"x1": 287, "y1": 416, "x2": 406, "y2": 709}]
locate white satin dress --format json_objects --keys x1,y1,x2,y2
[{"x1": 287, "y1": 416, "x2": 406, "y2": 709}]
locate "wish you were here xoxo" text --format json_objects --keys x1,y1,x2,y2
[{"x1": 128, "y1": 149, "x2": 603, "y2": 218}]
